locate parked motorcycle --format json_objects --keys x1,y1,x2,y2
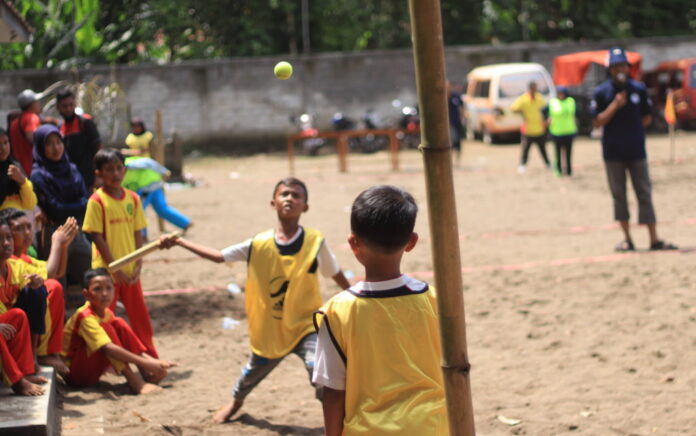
[
  {"x1": 290, "y1": 113, "x2": 326, "y2": 156},
  {"x1": 392, "y1": 99, "x2": 420, "y2": 149},
  {"x1": 331, "y1": 111, "x2": 385, "y2": 154}
]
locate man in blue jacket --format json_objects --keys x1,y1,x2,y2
[{"x1": 592, "y1": 47, "x2": 676, "y2": 252}]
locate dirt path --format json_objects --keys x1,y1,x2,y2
[{"x1": 59, "y1": 133, "x2": 696, "y2": 435}]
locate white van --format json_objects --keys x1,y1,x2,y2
[{"x1": 464, "y1": 63, "x2": 555, "y2": 144}]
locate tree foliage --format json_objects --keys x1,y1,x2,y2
[{"x1": 1, "y1": 0, "x2": 694, "y2": 70}]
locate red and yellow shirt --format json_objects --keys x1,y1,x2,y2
[
  {"x1": 82, "y1": 187, "x2": 147, "y2": 276},
  {"x1": 62, "y1": 302, "x2": 123, "y2": 370},
  {"x1": 0, "y1": 258, "x2": 42, "y2": 313}
]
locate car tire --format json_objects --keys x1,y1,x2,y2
[{"x1": 482, "y1": 128, "x2": 494, "y2": 145}]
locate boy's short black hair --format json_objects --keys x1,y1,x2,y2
[
  {"x1": 0, "y1": 127, "x2": 6, "y2": 137},
  {"x1": 94, "y1": 148, "x2": 125, "y2": 170},
  {"x1": 351, "y1": 185, "x2": 417, "y2": 253},
  {"x1": 83, "y1": 268, "x2": 112, "y2": 289},
  {"x1": 272, "y1": 177, "x2": 309, "y2": 202},
  {"x1": 56, "y1": 88, "x2": 75, "y2": 103},
  {"x1": 0, "y1": 208, "x2": 26, "y2": 223}
]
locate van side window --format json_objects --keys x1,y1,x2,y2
[
  {"x1": 474, "y1": 80, "x2": 490, "y2": 98},
  {"x1": 498, "y1": 72, "x2": 550, "y2": 98},
  {"x1": 690, "y1": 64, "x2": 696, "y2": 89}
]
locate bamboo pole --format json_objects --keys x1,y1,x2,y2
[
  {"x1": 154, "y1": 110, "x2": 166, "y2": 233},
  {"x1": 669, "y1": 123, "x2": 675, "y2": 164},
  {"x1": 337, "y1": 135, "x2": 348, "y2": 173},
  {"x1": 389, "y1": 130, "x2": 400, "y2": 171},
  {"x1": 287, "y1": 136, "x2": 295, "y2": 175},
  {"x1": 407, "y1": 0, "x2": 476, "y2": 435}
]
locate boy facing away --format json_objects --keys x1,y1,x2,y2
[
  {"x1": 61, "y1": 269, "x2": 175, "y2": 393},
  {"x1": 160, "y1": 177, "x2": 350, "y2": 423},
  {"x1": 312, "y1": 185, "x2": 448, "y2": 435},
  {"x1": 82, "y1": 149, "x2": 158, "y2": 357}
]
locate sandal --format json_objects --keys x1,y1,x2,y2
[
  {"x1": 650, "y1": 240, "x2": 678, "y2": 251},
  {"x1": 615, "y1": 240, "x2": 635, "y2": 252}
]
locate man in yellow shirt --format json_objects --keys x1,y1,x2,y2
[{"x1": 511, "y1": 81, "x2": 550, "y2": 173}]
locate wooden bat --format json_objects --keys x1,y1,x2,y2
[{"x1": 108, "y1": 230, "x2": 182, "y2": 272}]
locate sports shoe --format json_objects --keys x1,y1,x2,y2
[{"x1": 517, "y1": 165, "x2": 527, "y2": 174}]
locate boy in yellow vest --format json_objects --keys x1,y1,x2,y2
[
  {"x1": 313, "y1": 185, "x2": 448, "y2": 435},
  {"x1": 159, "y1": 177, "x2": 350, "y2": 423}
]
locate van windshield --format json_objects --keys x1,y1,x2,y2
[{"x1": 499, "y1": 72, "x2": 550, "y2": 98}]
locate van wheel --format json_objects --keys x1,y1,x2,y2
[
  {"x1": 465, "y1": 126, "x2": 476, "y2": 141},
  {"x1": 482, "y1": 129, "x2": 496, "y2": 144}
]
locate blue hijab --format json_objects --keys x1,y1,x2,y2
[{"x1": 32, "y1": 124, "x2": 86, "y2": 202}]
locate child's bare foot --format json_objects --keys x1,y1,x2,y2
[
  {"x1": 25, "y1": 374, "x2": 49, "y2": 384},
  {"x1": 213, "y1": 400, "x2": 243, "y2": 423},
  {"x1": 12, "y1": 378, "x2": 45, "y2": 396},
  {"x1": 38, "y1": 355, "x2": 69, "y2": 375},
  {"x1": 138, "y1": 383, "x2": 162, "y2": 395}
]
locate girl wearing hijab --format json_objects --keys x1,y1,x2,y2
[
  {"x1": 0, "y1": 128, "x2": 38, "y2": 211},
  {"x1": 30, "y1": 124, "x2": 91, "y2": 292}
]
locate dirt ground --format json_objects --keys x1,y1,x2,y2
[{"x1": 58, "y1": 132, "x2": 696, "y2": 435}]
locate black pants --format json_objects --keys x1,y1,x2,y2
[
  {"x1": 520, "y1": 134, "x2": 549, "y2": 166},
  {"x1": 553, "y1": 135, "x2": 574, "y2": 175},
  {"x1": 14, "y1": 286, "x2": 48, "y2": 335}
]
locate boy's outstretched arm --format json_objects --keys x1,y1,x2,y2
[
  {"x1": 332, "y1": 271, "x2": 351, "y2": 290},
  {"x1": 322, "y1": 387, "x2": 346, "y2": 436},
  {"x1": 101, "y1": 343, "x2": 176, "y2": 378},
  {"x1": 46, "y1": 217, "x2": 78, "y2": 279},
  {"x1": 159, "y1": 235, "x2": 225, "y2": 263}
]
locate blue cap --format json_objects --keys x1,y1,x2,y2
[
  {"x1": 556, "y1": 85, "x2": 569, "y2": 94},
  {"x1": 607, "y1": 47, "x2": 629, "y2": 66}
]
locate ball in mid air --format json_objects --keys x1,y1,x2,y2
[{"x1": 274, "y1": 61, "x2": 293, "y2": 80}]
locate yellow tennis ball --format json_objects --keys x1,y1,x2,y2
[{"x1": 274, "y1": 61, "x2": 293, "y2": 80}]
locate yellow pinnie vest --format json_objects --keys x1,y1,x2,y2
[
  {"x1": 317, "y1": 285, "x2": 448, "y2": 435},
  {"x1": 246, "y1": 228, "x2": 324, "y2": 359}
]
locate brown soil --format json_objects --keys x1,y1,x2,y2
[{"x1": 59, "y1": 132, "x2": 696, "y2": 435}]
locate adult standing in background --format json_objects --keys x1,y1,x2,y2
[
  {"x1": 447, "y1": 81, "x2": 465, "y2": 161},
  {"x1": 592, "y1": 47, "x2": 676, "y2": 252},
  {"x1": 511, "y1": 81, "x2": 550, "y2": 173},
  {"x1": 8, "y1": 90, "x2": 42, "y2": 176},
  {"x1": 546, "y1": 86, "x2": 577, "y2": 176},
  {"x1": 56, "y1": 89, "x2": 102, "y2": 190}
]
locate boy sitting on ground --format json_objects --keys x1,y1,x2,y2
[
  {"x1": 313, "y1": 185, "x2": 448, "y2": 435},
  {"x1": 160, "y1": 177, "x2": 351, "y2": 423},
  {"x1": 61, "y1": 268, "x2": 176, "y2": 394},
  {"x1": 0, "y1": 207, "x2": 77, "y2": 375}
]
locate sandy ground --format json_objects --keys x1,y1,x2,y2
[{"x1": 58, "y1": 132, "x2": 696, "y2": 435}]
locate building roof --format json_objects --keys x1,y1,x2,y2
[{"x1": 0, "y1": 0, "x2": 33, "y2": 43}]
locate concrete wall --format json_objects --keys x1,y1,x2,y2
[{"x1": 1, "y1": 35, "x2": 695, "y2": 153}]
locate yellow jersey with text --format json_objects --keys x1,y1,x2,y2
[
  {"x1": 0, "y1": 258, "x2": 41, "y2": 313},
  {"x1": 245, "y1": 228, "x2": 324, "y2": 358},
  {"x1": 317, "y1": 285, "x2": 448, "y2": 435},
  {"x1": 83, "y1": 187, "x2": 147, "y2": 276},
  {"x1": 62, "y1": 302, "x2": 124, "y2": 371}
]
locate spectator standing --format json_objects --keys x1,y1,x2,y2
[
  {"x1": 447, "y1": 81, "x2": 465, "y2": 161},
  {"x1": 56, "y1": 89, "x2": 102, "y2": 189},
  {"x1": 591, "y1": 47, "x2": 677, "y2": 251},
  {"x1": 124, "y1": 119, "x2": 153, "y2": 158},
  {"x1": 547, "y1": 86, "x2": 577, "y2": 176},
  {"x1": 8, "y1": 90, "x2": 42, "y2": 176},
  {"x1": 512, "y1": 81, "x2": 550, "y2": 173}
]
